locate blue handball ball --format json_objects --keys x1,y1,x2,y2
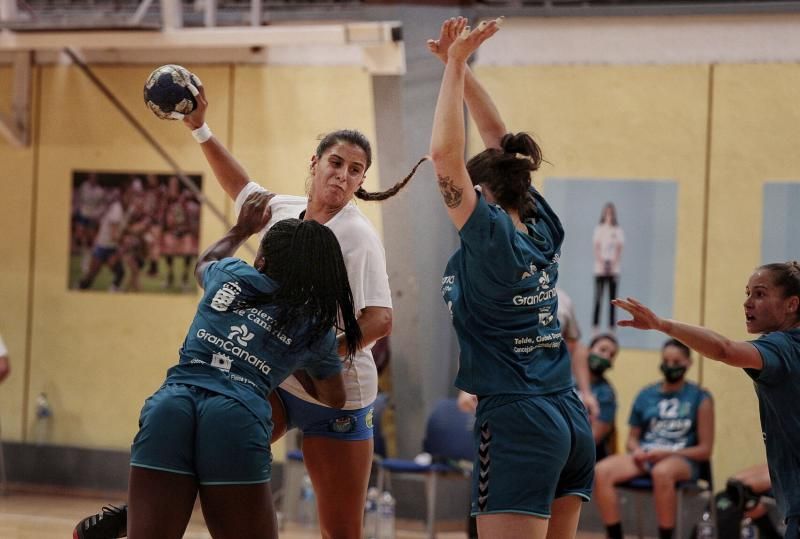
[{"x1": 143, "y1": 64, "x2": 200, "y2": 120}]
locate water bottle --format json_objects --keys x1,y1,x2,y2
[
  {"x1": 363, "y1": 487, "x2": 380, "y2": 539},
  {"x1": 697, "y1": 510, "x2": 715, "y2": 539},
  {"x1": 741, "y1": 517, "x2": 758, "y2": 539},
  {"x1": 376, "y1": 491, "x2": 396, "y2": 539},
  {"x1": 297, "y1": 473, "x2": 317, "y2": 528}
]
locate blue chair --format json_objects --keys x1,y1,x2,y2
[
  {"x1": 280, "y1": 393, "x2": 389, "y2": 523},
  {"x1": 617, "y1": 460, "x2": 715, "y2": 539},
  {"x1": 380, "y1": 398, "x2": 474, "y2": 539}
]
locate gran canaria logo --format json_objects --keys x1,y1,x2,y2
[{"x1": 228, "y1": 324, "x2": 254, "y2": 347}]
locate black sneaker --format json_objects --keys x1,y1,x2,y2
[{"x1": 73, "y1": 504, "x2": 127, "y2": 539}]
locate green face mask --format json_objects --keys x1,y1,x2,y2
[
  {"x1": 588, "y1": 354, "x2": 612, "y2": 376},
  {"x1": 660, "y1": 363, "x2": 687, "y2": 384}
]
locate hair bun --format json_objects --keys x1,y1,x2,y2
[{"x1": 500, "y1": 132, "x2": 543, "y2": 171}]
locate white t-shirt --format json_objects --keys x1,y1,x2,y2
[
  {"x1": 592, "y1": 223, "x2": 625, "y2": 276},
  {"x1": 78, "y1": 181, "x2": 107, "y2": 220},
  {"x1": 94, "y1": 201, "x2": 124, "y2": 248},
  {"x1": 556, "y1": 288, "x2": 581, "y2": 342},
  {"x1": 0, "y1": 335, "x2": 6, "y2": 357},
  {"x1": 236, "y1": 182, "x2": 393, "y2": 409}
]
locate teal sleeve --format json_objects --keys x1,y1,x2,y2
[{"x1": 305, "y1": 330, "x2": 343, "y2": 380}]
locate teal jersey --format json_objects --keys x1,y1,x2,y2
[
  {"x1": 167, "y1": 258, "x2": 342, "y2": 425},
  {"x1": 592, "y1": 377, "x2": 617, "y2": 426},
  {"x1": 747, "y1": 328, "x2": 800, "y2": 519},
  {"x1": 442, "y1": 189, "x2": 573, "y2": 396},
  {"x1": 628, "y1": 381, "x2": 710, "y2": 451}
]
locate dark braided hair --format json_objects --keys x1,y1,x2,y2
[
  {"x1": 759, "y1": 261, "x2": 800, "y2": 319},
  {"x1": 314, "y1": 129, "x2": 427, "y2": 202},
  {"x1": 238, "y1": 218, "x2": 362, "y2": 359},
  {"x1": 355, "y1": 157, "x2": 428, "y2": 201},
  {"x1": 466, "y1": 132, "x2": 544, "y2": 221}
]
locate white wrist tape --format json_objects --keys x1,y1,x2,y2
[{"x1": 191, "y1": 123, "x2": 212, "y2": 143}]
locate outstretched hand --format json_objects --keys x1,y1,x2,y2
[
  {"x1": 183, "y1": 82, "x2": 208, "y2": 131},
  {"x1": 236, "y1": 191, "x2": 275, "y2": 235},
  {"x1": 426, "y1": 16, "x2": 468, "y2": 63},
  {"x1": 612, "y1": 297, "x2": 665, "y2": 331},
  {"x1": 444, "y1": 17, "x2": 502, "y2": 65}
]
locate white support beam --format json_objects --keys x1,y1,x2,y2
[
  {"x1": 0, "y1": 22, "x2": 401, "y2": 51},
  {"x1": 204, "y1": 0, "x2": 217, "y2": 28},
  {"x1": 160, "y1": 0, "x2": 183, "y2": 30},
  {"x1": 130, "y1": 0, "x2": 156, "y2": 25},
  {"x1": 0, "y1": 0, "x2": 17, "y2": 22},
  {"x1": 250, "y1": 0, "x2": 261, "y2": 27},
  {"x1": 0, "y1": 51, "x2": 32, "y2": 147}
]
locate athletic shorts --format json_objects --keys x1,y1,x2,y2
[
  {"x1": 641, "y1": 455, "x2": 700, "y2": 481},
  {"x1": 92, "y1": 246, "x2": 118, "y2": 262},
  {"x1": 277, "y1": 388, "x2": 374, "y2": 441},
  {"x1": 471, "y1": 389, "x2": 595, "y2": 518},
  {"x1": 130, "y1": 383, "x2": 271, "y2": 485}
]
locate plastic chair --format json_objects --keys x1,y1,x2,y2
[
  {"x1": 280, "y1": 392, "x2": 389, "y2": 523},
  {"x1": 617, "y1": 460, "x2": 715, "y2": 539},
  {"x1": 379, "y1": 398, "x2": 474, "y2": 539}
]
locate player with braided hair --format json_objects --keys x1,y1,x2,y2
[
  {"x1": 613, "y1": 261, "x2": 800, "y2": 538},
  {"x1": 120, "y1": 191, "x2": 361, "y2": 539}
]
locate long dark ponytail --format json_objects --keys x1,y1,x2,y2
[{"x1": 244, "y1": 218, "x2": 362, "y2": 359}]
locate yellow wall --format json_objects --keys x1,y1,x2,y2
[
  {"x1": 0, "y1": 66, "x2": 36, "y2": 440},
  {"x1": 0, "y1": 63, "x2": 378, "y2": 454},
  {"x1": 704, "y1": 63, "x2": 800, "y2": 478},
  {"x1": 29, "y1": 64, "x2": 233, "y2": 449}
]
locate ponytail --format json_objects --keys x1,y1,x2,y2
[{"x1": 354, "y1": 157, "x2": 428, "y2": 202}]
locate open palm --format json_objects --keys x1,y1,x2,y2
[{"x1": 613, "y1": 297, "x2": 664, "y2": 331}]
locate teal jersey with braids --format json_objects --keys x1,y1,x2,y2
[
  {"x1": 442, "y1": 189, "x2": 573, "y2": 397},
  {"x1": 167, "y1": 258, "x2": 342, "y2": 425},
  {"x1": 747, "y1": 328, "x2": 800, "y2": 519}
]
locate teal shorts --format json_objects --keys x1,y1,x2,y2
[
  {"x1": 471, "y1": 389, "x2": 595, "y2": 518},
  {"x1": 130, "y1": 383, "x2": 272, "y2": 485}
]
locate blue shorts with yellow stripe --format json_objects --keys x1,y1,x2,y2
[
  {"x1": 277, "y1": 388, "x2": 375, "y2": 441},
  {"x1": 130, "y1": 383, "x2": 272, "y2": 485},
  {"x1": 471, "y1": 389, "x2": 595, "y2": 518}
]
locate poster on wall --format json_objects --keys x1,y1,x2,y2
[
  {"x1": 543, "y1": 178, "x2": 678, "y2": 350},
  {"x1": 69, "y1": 171, "x2": 203, "y2": 294},
  {"x1": 762, "y1": 182, "x2": 800, "y2": 265}
]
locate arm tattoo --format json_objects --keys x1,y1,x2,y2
[{"x1": 437, "y1": 175, "x2": 463, "y2": 209}]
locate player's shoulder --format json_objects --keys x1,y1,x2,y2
[
  {"x1": 637, "y1": 382, "x2": 661, "y2": 399},
  {"x1": 334, "y1": 205, "x2": 382, "y2": 242},
  {"x1": 271, "y1": 193, "x2": 307, "y2": 207}
]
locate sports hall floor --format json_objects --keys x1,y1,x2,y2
[{"x1": 0, "y1": 491, "x2": 618, "y2": 538}]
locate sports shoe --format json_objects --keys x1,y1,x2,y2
[{"x1": 73, "y1": 503, "x2": 127, "y2": 539}]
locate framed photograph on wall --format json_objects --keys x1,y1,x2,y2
[{"x1": 69, "y1": 171, "x2": 203, "y2": 294}]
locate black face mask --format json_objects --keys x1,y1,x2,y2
[
  {"x1": 660, "y1": 363, "x2": 687, "y2": 384},
  {"x1": 588, "y1": 354, "x2": 612, "y2": 376}
]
